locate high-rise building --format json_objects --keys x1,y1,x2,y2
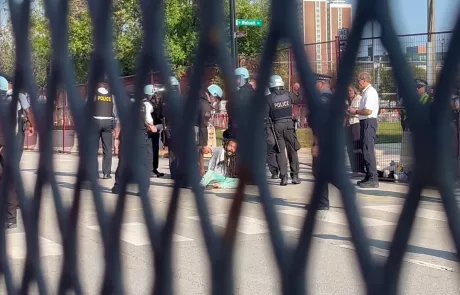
[{"x1": 298, "y1": 0, "x2": 352, "y2": 73}]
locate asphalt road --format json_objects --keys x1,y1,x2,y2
[{"x1": 1, "y1": 152, "x2": 459, "y2": 294}]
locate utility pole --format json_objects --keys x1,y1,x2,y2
[
  {"x1": 229, "y1": 0, "x2": 238, "y2": 68},
  {"x1": 426, "y1": 0, "x2": 436, "y2": 86}
]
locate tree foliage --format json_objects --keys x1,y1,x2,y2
[{"x1": 0, "y1": 0, "x2": 270, "y2": 85}]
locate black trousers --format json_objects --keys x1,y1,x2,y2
[
  {"x1": 114, "y1": 130, "x2": 152, "y2": 189},
  {"x1": 360, "y1": 118, "x2": 378, "y2": 181},
  {"x1": 346, "y1": 123, "x2": 365, "y2": 173},
  {"x1": 312, "y1": 153, "x2": 329, "y2": 208},
  {"x1": 0, "y1": 152, "x2": 18, "y2": 224},
  {"x1": 95, "y1": 118, "x2": 114, "y2": 176},
  {"x1": 265, "y1": 124, "x2": 279, "y2": 174},
  {"x1": 149, "y1": 132, "x2": 160, "y2": 171},
  {"x1": 273, "y1": 119, "x2": 300, "y2": 177}
]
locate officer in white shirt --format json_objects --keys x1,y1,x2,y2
[
  {"x1": 348, "y1": 72, "x2": 379, "y2": 188},
  {"x1": 0, "y1": 75, "x2": 36, "y2": 229}
]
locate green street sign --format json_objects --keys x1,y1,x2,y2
[{"x1": 236, "y1": 19, "x2": 263, "y2": 27}]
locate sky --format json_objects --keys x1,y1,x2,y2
[{"x1": 349, "y1": 0, "x2": 458, "y2": 37}]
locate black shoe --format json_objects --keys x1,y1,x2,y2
[
  {"x1": 111, "y1": 185, "x2": 120, "y2": 194},
  {"x1": 271, "y1": 173, "x2": 279, "y2": 179},
  {"x1": 305, "y1": 204, "x2": 329, "y2": 211},
  {"x1": 357, "y1": 177, "x2": 370, "y2": 185},
  {"x1": 5, "y1": 222, "x2": 17, "y2": 229},
  {"x1": 103, "y1": 174, "x2": 112, "y2": 179},
  {"x1": 280, "y1": 175, "x2": 288, "y2": 186},
  {"x1": 153, "y1": 170, "x2": 165, "y2": 177},
  {"x1": 359, "y1": 181, "x2": 379, "y2": 188},
  {"x1": 292, "y1": 175, "x2": 301, "y2": 184}
]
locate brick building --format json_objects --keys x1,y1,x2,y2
[{"x1": 298, "y1": 0, "x2": 352, "y2": 74}]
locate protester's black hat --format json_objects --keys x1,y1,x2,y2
[
  {"x1": 415, "y1": 79, "x2": 428, "y2": 88},
  {"x1": 315, "y1": 73, "x2": 332, "y2": 82}
]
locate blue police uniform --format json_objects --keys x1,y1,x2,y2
[{"x1": 307, "y1": 74, "x2": 333, "y2": 209}]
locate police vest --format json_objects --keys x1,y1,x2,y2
[
  {"x1": 269, "y1": 92, "x2": 292, "y2": 121},
  {"x1": 419, "y1": 93, "x2": 430, "y2": 104},
  {"x1": 94, "y1": 89, "x2": 113, "y2": 117}
]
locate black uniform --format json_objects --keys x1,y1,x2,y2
[
  {"x1": 264, "y1": 109, "x2": 280, "y2": 178},
  {"x1": 267, "y1": 89, "x2": 301, "y2": 185},
  {"x1": 0, "y1": 90, "x2": 16, "y2": 227},
  {"x1": 160, "y1": 92, "x2": 178, "y2": 180},
  {"x1": 112, "y1": 97, "x2": 152, "y2": 194},
  {"x1": 149, "y1": 97, "x2": 164, "y2": 177},
  {"x1": 196, "y1": 96, "x2": 212, "y2": 147},
  {"x1": 308, "y1": 88, "x2": 333, "y2": 209},
  {"x1": 224, "y1": 83, "x2": 255, "y2": 140},
  {"x1": 93, "y1": 88, "x2": 115, "y2": 178}
]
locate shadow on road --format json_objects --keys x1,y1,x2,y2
[{"x1": 313, "y1": 234, "x2": 459, "y2": 262}]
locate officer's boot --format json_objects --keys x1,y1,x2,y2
[
  {"x1": 280, "y1": 175, "x2": 288, "y2": 186},
  {"x1": 292, "y1": 174, "x2": 301, "y2": 184},
  {"x1": 271, "y1": 169, "x2": 279, "y2": 179}
]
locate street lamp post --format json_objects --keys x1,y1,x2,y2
[{"x1": 229, "y1": 0, "x2": 238, "y2": 67}]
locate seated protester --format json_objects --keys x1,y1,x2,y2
[{"x1": 200, "y1": 138, "x2": 239, "y2": 189}]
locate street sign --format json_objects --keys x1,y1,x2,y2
[
  {"x1": 338, "y1": 28, "x2": 349, "y2": 52},
  {"x1": 234, "y1": 31, "x2": 247, "y2": 38},
  {"x1": 236, "y1": 19, "x2": 263, "y2": 27},
  {"x1": 338, "y1": 28, "x2": 349, "y2": 40}
]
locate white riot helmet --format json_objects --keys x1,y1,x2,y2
[
  {"x1": 235, "y1": 67, "x2": 250, "y2": 88},
  {"x1": 268, "y1": 75, "x2": 284, "y2": 90}
]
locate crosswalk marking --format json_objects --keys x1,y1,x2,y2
[
  {"x1": 6, "y1": 233, "x2": 63, "y2": 259},
  {"x1": 188, "y1": 214, "x2": 298, "y2": 235},
  {"x1": 278, "y1": 209, "x2": 395, "y2": 227},
  {"x1": 363, "y1": 205, "x2": 447, "y2": 222},
  {"x1": 87, "y1": 222, "x2": 192, "y2": 246}
]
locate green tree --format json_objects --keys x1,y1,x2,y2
[
  {"x1": 0, "y1": 23, "x2": 15, "y2": 76},
  {"x1": 29, "y1": 9, "x2": 52, "y2": 87},
  {"x1": 233, "y1": 0, "x2": 270, "y2": 57},
  {"x1": 164, "y1": 0, "x2": 199, "y2": 76}
]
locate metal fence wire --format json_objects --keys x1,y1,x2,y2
[{"x1": 0, "y1": 0, "x2": 460, "y2": 294}]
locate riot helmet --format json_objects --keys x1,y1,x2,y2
[
  {"x1": 235, "y1": 67, "x2": 249, "y2": 89},
  {"x1": 268, "y1": 75, "x2": 284, "y2": 91}
]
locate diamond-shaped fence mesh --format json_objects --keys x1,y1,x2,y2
[{"x1": 0, "y1": 0, "x2": 459, "y2": 294}]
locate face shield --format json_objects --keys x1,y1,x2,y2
[{"x1": 235, "y1": 75, "x2": 246, "y2": 89}]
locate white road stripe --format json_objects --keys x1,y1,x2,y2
[
  {"x1": 188, "y1": 214, "x2": 298, "y2": 235},
  {"x1": 338, "y1": 244, "x2": 456, "y2": 273},
  {"x1": 364, "y1": 205, "x2": 447, "y2": 222},
  {"x1": 279, "y1": 209, "x2": 395, "y2": 227},
  {"x1": 6, "y1": 233, "x2": 63, "y2": 259},
  {"x1": 87, "y1": 222, "x2": 192, "y2": 246}
]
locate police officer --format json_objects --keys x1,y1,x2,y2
[
  {"x1": 93, "y1": 78, "x2": 116, "y2": 179},
  {"x1": 224, "y1": 67, "x2": 254, "y2": 140},
  {"x1": 400, "y1": 79, "x2": 431, "y2": 131},
  {"x1": 161, "y1": 76, "x2": 181, "y2": 181},
  {"x1": 0, "y1": 75, "x2": 36, "y2": 228},
  {"x1": 307, "y1": 74, "x2": 334, "y2": 211},
  {"x1": 111, "y1": 90, "x2": 157, "y2": 195},
  {"x1": 198, "y1": 84, "x2": 223, "y2": 176},
  {"x1": 264, "y1": 88, "x2": 280, "y2": 179},
  {"x1": 266, "y1": 75, "x2": 301, "y2": 186},
  {"x1": 5, "y1": 78, "x2": 36, "y2": 159},
  {"x1": 145, "y1": 85, "x2": 165, "y2": 178}
]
